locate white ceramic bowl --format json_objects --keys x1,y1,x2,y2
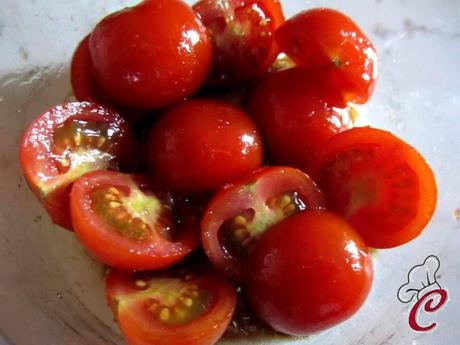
[{"x1": 1, "y1": 0, "x2": 460, "y2": 344}]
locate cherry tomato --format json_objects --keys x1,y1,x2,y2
[
  {"x1": 19, "y1": 102, "x2": 137, "y2": 230},
  {"x1": 106, "y1": 267, "x2": 236, "y2": 345},
  {"x1": 312, "y1": 127, "x2": 437, "y2": 248},
  {"x1": 89, "y1": 0, "x2": 212, "y2": 110},
  {"x1": 276, "y1": 8, "x2": 378, "y2": 104},
  {"x1": 246, "y1": 67, "x2": 352, "y2": 174},
  {"x1": 202, "y1": 166, "x2": 324, "y2": 281},
  {"x1": 193, "y1": 0, "x2": 285, "y2": 85},
  {"x1": 70, "y1": 35, "x2": 105, "y2": 103},
  {"x1": 70, "y1": 36, "x2": 147, "y2": 124},
  {"x1": 247, "y1": 211, "x2": 374, "y2": 335},
  {"x1": 70, "y1": 170, "x2": 201, "y2": 271},
  {"x1": 147, "y1": 99, "x2": 263, "y2": 195}
]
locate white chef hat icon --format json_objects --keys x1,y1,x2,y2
[{"x1": 397, "y1": 255, "x2": 441, "y2": 303}]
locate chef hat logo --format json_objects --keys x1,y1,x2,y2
[{"x1": 397, "y1": 255, "x2": 441, "y2": 304}]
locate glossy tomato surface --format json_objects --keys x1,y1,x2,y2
[
  {"x1": 147, "y1": 99, "x2": 263, "y2": 195},
  {"x1": 247, "y1": 211, "x2": 374, "y2": 335},
  {"x1": 89, "y1": 0, "x2": 212, "y2": 110},
  {"x1": 193, "y1": 0, "x2": 285, "y2": 86},
  {"x1": 276, "y1": 8, "x2": 377, "y2": 104},
  {"x1": 202, "y1": 166, "x2": 324, "y2": 281},
  {"x1": 246, "y1": 67, "x2": 352, "y2": 174},
  {"x1": 106, "y1": 267, "x2": 236, "y2": 345},
  {"x1": 312, "y1": 127, "x2": 437, "y2": 248},
  {"x1": 19, "y1": 102, "x2": 136, "y2": 229},
  {"x1": 70, "y1": 36, "x2": 145, "y2": 124},
  {"x1": 71, "y1": 35, "x2": 105, "y2": 104},
  {"x1": 71, "y1": 170, "x2": 200, "y2": 271}
]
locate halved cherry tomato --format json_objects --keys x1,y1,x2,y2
[
  {"x1": 247, "y1": 211, "x2": 373, "y2": 335},
  {"x1": 246, "y1": 67, "x2": 352, "y2": 173},
  {"x1": 147, "y1": 99, "x2": 263, "y2": 195},
  {"x1": 106, "y1": 267, "x2": 236, "y2": 345},
  {"x1": 89, "y1": 0, "x2": 212, "y2": 110},
  {"x1": 311, "y1": 127, "x2": 437, "y2": 248},
  {"x1": 193, "y1": 0, "x2": 285, "y2": 85},
  {"x1": 19, "y1": 102, "x2": 137, "y2": 230},
  {"x1": 201, "y1": 166, "x2": 324, "y2": 281},
  {"x1": 71, "y1": 170, "x2": 200, "y2": 271},
  {"x1": 276, "y1": 8, "x2": 378, "y2": 104}
]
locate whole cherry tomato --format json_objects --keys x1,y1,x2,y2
[
  {"x1": 311, "y1": 127, "x2": 437, "y2": 248},
  {"x1": 70, "y1": 36, "x2": 146, "y2": 124},
  {"x1": 19, "y1": 102, "x2": 137, "y2": 230},
  {"x1": 193, "y1": 0, "x2": 285, "y2": 86},
  {"x1": 90, "y1": 0, "x2": 212, "y2": 110},
  {"x1": 147, "y1": 99, "x2": 263, "y2": 195},
  {"x1": 246, "y1": 211, "x2": 374, "y2": 335},
  {"x1": 246, "y1": 67, "x2": 352, "y2": 174},
  {"x1": 276, "y1": 8, "x2": 378, "y2": 104}
]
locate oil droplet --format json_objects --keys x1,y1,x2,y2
[{"x1": 452, "y1": 208, "x2": 460, "y2": 224}]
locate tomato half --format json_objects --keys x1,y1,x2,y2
[
  {"x1": 19, "y1": 102, "x2": 137, "y2": 230},
  {"x1": 147, "y1": 99, "x2": 263, "y2": 195},
  {"x1": 246, "y1": 211, "x2": 373, "y2": 335},
  {"x1": 193, "y1": 0, "x2": 285, "y2": 86},
  {"x1": 275, "y1": 8, "x2": 378, "y2": 104},
  {"x1": 106, "y1": 267, "x2": 236, "y2": 345},
  {"x1": 89, "y1": 0, "x2": 212, "y2": 110},
  {"x1": 246, "y1": 67, "x2": 352, "y2": 174},
  {"x1": 201, "y1": 166, "x2": 324, "y2": 281},
  {"x1": 312, "y1": 127, "x2": 437, "y2": 248},
  {"x1": 71, "y1": 170, "x2": 200, "y2": 271}
]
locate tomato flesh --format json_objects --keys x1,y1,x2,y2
[
  {"x1": 71, "y1": 170, "x2": 200, "y2": 271},
  {"x1": 201, "y1": 166, "x2": 324, "y2": 281},
  {"x1": 312, "y1": 127, "x2": 437, "y2": 248},
  {"x1": 106, "y1": 268, "x2": 236, "y2": 345},
  {"x1": 19, "y1": 102, "x2": 136, "y2": 229},
  {"x1": 193, "y1": 0, "x2": 285, "y2": 85},
  {"x1": 276, "y1": 8, "x2": 377, "y2": 104},
  {"x1": 247, "y1": 211, "x2": 374, "y2": 335}
]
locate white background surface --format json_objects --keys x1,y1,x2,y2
[{"x1": 1, "y1": 0, "x2": 460, "y2": 344}]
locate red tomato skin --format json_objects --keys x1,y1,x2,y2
[
  {"x1": 106, "y1": 269, "x2": 236, "y2": 345},
  {"x1": 89, "y1": 0, "x2": 212, "y2": 110},
  {"x1": 70, "y1": 36, "x2": 146, "y2": 124},
  {"x1": 19, "y1": 102, "x2": 136, "y2": 230},
  {"x1": 202, "y1": 166, "x2": 324, "y2": 281},
  {"x1": 193, "y1": 0, "x2": 285, "y2": 86},
  {"x1": 246, "y1": 67, "x2": 351, "y2": 174},
  {"x1": 70, "y1": 35, "x2": 105, "y2": 103},
  {"x1": 247, "y1": 211, "x2": 373, "y2": 335},
  {"x1": 276, "y1": 8, "x2": 377, "y2": 104},
  {"x1": 147, "y1": 99, "x2": 263, "y2": 195},
  {"x1": 71, "y1": 170, "x2": 200, "y2": 271}
]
